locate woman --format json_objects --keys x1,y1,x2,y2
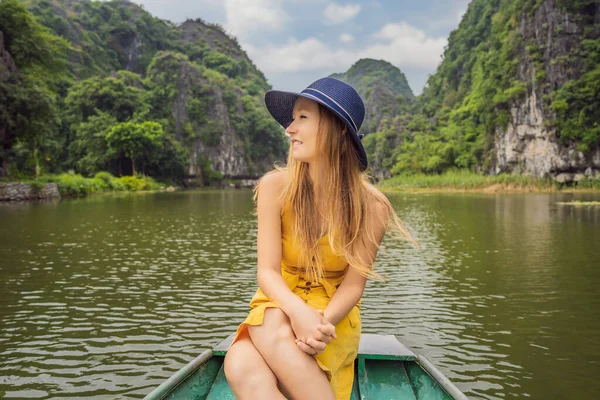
[{"x1": 224, "y1": 77, "x2": 415, "y2": 400}]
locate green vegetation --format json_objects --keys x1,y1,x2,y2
[
  {"x1": 331, "y1": 59, "x2": 413, "y2": 134},
  {"x1": 362, "y1": 0, "x2": 599, "y2": 177},
  {"x1": 555, "y1": 201, "x2": 600, "y2": 206},
  {"x1": 0, "y1": 0, "x2": 286, "y2": 193},
  {"x1": 0, "y1": 171, "x2": 167, "y2": 197},
  {"x1": 331, "y1": 59, "x2": 414, "y2": 101},
  {"x1": 378, "y1": 170, "x2": 600, "y2": 191},
  {"x1": 1, "y1": 0, "x2": 597, "y2": 197},
  {"x1": 550, "y1": 38, "x2": 600, "y2": 153}
]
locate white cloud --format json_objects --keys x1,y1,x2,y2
[
  {"x1": 243, "y1": 21, "x2": 446, "y2": 76},
  {"x1": 243, "y1": 37, "x2": 356, "y2": 74},
  {"x1": 340, "y1": 33, "x2": 354, "y2": 43},
  {"x1": 323, "y1": 3, "x2": 361, "y2": 25},
  {"x1": 223, "y1": 0, "x2": 289, "y2": 39},
  {"x1": 367, "y1": 22, "x2": 447, "y2": 69}
]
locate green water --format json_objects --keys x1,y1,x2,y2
[{"x1": 0, "y1": 190, "x2": 598, "y2": 399}]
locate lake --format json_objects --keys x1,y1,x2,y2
[{"x1": 0, "y1": 189, "x2": 598, "y2": 399}]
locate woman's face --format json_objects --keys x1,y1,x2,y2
[{"x1": 286, "y1": 97, "x2": 320, "y2": 164}]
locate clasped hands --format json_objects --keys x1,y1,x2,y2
[{"x1": 290, "y1": 307, "x2": 337, "y2": 356}]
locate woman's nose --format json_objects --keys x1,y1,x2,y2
[{"x1": 285, "y1": 121, "x2": 297, "y2": 135}]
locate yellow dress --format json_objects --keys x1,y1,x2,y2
[{"x1": 229, "y1": 206, "x2": 361, "y2": 400}]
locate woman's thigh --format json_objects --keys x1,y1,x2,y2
[
  {"x1": 224, "y1": 330, "x2": 283, "y2": 397},
  {"x1": 248, "y1": 308, "x2": 335, "y2": 400}
]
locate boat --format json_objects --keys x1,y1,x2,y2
[{"x1": 143, "y1": 333, "x2": 469, "y2": 399}]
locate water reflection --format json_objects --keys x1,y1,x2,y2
[{"x1": 0, "y1": 190, "x2": 599, "y2": 399}]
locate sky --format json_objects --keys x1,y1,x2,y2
[{"x1": 127, "y1": 0, "x2": 471, "y2": 95}]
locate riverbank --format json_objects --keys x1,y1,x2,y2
[
  {"x1": 0, "y1": 172, "x2": 176, "y2": 201},
  {"x1": 377, "y1": 170, "x2": 600, "y2": 193}
]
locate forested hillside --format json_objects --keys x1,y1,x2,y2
[
  {"x1": 1, "y1": 0, "x2": 598, "y2": 187},
  {"x1": 357, "y1": 0, "x2": 599, "y2": 182},
  {"x1": 0, "y1": 0, "x2": 287, "y2": 185}
]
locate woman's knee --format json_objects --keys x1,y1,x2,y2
[
  {"x1": 224, "y1": 339, "x2": 254, "y2": 384},
  {"x1": 224, "y1": 338, "x2": 277, "y2": 390}
]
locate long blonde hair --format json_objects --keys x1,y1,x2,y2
[{"x1": 254, "y1": 103, "x2": 417, "y2": 281}]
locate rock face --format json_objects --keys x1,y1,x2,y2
[
  {"x1": 170, "y1": 60, "x2": 247, "y2": 177},
  {"x1": 148, "y1": 50, "x2": 282, "y2": 182},
  {"x1": 0, "y1": 183, "x2": 61, "y2": 201},
  {"x1": 494, "y1": 91, "x2": 600, "y2": 179},
  {"x1": 493, "y1": 0, "x2": 600, "y2": 179}
]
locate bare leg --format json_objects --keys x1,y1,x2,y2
[
  {"x1": 248, "y1": 308, "x2": 336, "y2": 400},
  {"x1": 224, "y1": 329, "x2": 287, "y2": 400}
]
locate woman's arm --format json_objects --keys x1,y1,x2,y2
[
  {"x1": 255, "y1": 172, "x2": 308, "y2": 316},
  {"x1": 323, "y1": 200, "x2": 389, "y2": 325},
  {"x1": 257, "y1": 172, "x2": 337, "y2": 353}
]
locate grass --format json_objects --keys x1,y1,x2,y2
[
  {"x1": 555, "y1": 201, "x2": 600, "y2": 206},
  {"x1": 1, "y1": 171, "x2": 172, "y2": 198},
  {"x1": 377, "y1": 170, "x2": 600, "y2": 192}
]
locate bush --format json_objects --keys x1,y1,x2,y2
[
  {"x1": 93, "y1": 171, "x2": 113, "y2": 185},
  {"x1": 13, "y1": 171, "x2": 167, "y2": 197},
  {"x1": 115, "y1": 174, "x2": 161, "y2": 191},
  {"x1": 53, "y1": 172, "x2": 104, "y2": 197},
  {"x1": 116, "y1": 175, "x2": 150, "y2": 191}
]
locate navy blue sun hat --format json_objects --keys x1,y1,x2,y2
[{"x1": 265, "y1": 77, "x2": 368, "y2": 171}]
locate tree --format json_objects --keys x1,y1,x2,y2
[
  {"x1": 106, "y1": 121, "x2": 164, "y2": 175},
  {"x1": 0, "y1": 0, "x2": 71, "y2": 176}
]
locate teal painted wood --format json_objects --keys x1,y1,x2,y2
[
  {"x1": 143, "y1": 334, "x2": 468, "y2": 400},
  {"x1": 358, "y1": 358, "x2": 418, "y2": 399},
  {"x1": 406, "y1": 362, "x2": 453, "y2": 400},
  {"x1": 143, "y1": 350, "x2": 215, "y2": 400},
  {"x1": 212, "y1": 335, "x2": 234, "y2": 357},
  {"x1": 417, "y1": 355, "x2": 469, "y2": 400},
  {"x1": 206, "y1": 365, "x2": 236, "y2": 399},
  {"x1": 161, "y1": 357, "x2": 222, "y2": 400}
]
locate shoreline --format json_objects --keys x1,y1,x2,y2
[
  {"x1": 377, "y1": 184, "x2": 599, "y2": 194},
  {"x1": 3, "y1": 171, "x2": 599, "y2": 203},
  {"x1": 0, "y1": 172, "x2": 177, "y2": 202},
  {"x1": 376, "y1": 171, "x2": 600, "y2": 194}
]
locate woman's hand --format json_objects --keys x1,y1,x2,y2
[{"x1": 293, "y1": 309, "x2": 337, "y2": 355}]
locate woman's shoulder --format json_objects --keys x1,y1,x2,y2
[
  {"x1": 257, "y1": 169, "x2": 287, "y2": 190},
  {"x1": 364, "y1": 183, "x2": 390, "y2": 221},
  {"x1": 255, "y1": 169, "x2": 288, "y2": 211}
]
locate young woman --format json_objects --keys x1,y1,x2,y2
[{"x1": 224, "y1": 77, "x2": 415, "y2": 400}]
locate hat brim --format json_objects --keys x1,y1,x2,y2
[{"x1": 265, "y1": 90, "x2": 368, "y2": 171}]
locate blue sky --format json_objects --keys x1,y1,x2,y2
[{"x1": 129, "y1": 0, "x2": 471, "y2": 95}]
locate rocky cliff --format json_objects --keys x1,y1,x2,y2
[
  {"x1": 493, "y1": 0, "x2": 600, "y2": 180},
  {"x1": 21, "y1": 0, "x2": 286, "y2": 182},
  {"x1": 384, "y1": 0, "x2": 600, "y2": 181}
]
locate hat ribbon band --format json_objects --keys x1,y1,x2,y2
[{"x1": 302, "y1": 88, "x2": 359, "y2": 133}]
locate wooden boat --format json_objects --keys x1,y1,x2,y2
[{"x1": 143, "y1": 333, "x2": 468, "y2": 399}]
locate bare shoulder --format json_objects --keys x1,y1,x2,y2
[
  {"x1": 256, "y1": 170, "x2": 287, "y2": 209},
  {"x1": 257, "y1": 169, "x2": 287, "y2": 193},
  {"x1": 365, "y1": 184, "x2": 389, "y2": 221},
  {"x1": 259, "y1": 169, "x2": 287, "y2": 187}
]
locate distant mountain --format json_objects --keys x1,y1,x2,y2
[{"x1": 330, "y1": 58, "x2": 414, "y2": 135}]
